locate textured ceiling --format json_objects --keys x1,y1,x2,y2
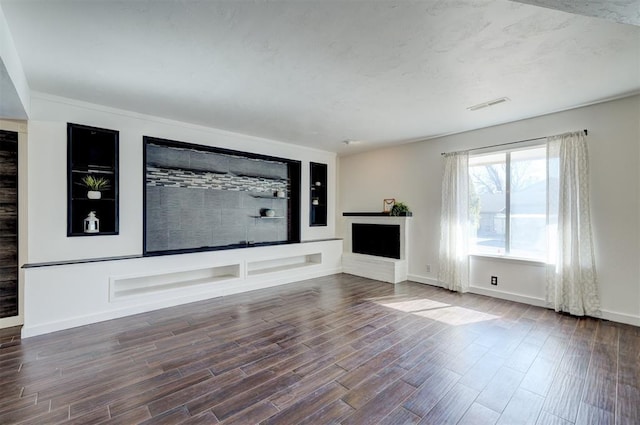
[
  {"x1": 512, "y1": 0, "x2": 640, "y2": 26},
  {"x1": 1, "y1": 0, "x2": 639, "y2": 153}
]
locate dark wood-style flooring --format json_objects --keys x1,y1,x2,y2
[{"x1": 0, "y1": 274, "x2": 638, "y2": 424}]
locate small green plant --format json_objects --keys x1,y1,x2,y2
[
  {"x1": 390, "y1": 201, "x2": 411, "y2": 216},
  {"x1": 80, "y1": 175, "x2": 111, "y2": 191}
]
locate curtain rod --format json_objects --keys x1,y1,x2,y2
[{"x1": 440, "y1": 129, "x2": 588, "y2": 156}]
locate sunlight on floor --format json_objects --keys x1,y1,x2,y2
[{"x1": 374, "y1": 298, "x2": 501, "y2": 326}]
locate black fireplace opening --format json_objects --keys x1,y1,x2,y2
[{"x1": 352, "y1": 223, "x2": 400, "y2": 259}]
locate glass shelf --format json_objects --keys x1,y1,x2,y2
[
  {"x1": 250, "y1": 193, "x2": 288, "y2": 199},
  {"x1": 249, "y1": 215, "x2": 286, "y2": 219}
]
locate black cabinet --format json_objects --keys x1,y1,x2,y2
[
  {"x1": 67, "y1": 123, "x2": 119, "y2": 236},
  {"x1": 310, "y1": 162, "x2": 327, "y2": 226}
]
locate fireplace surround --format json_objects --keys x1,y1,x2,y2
[{"x1": 342, "y1": 213, "x2": 411, "y2": 283}]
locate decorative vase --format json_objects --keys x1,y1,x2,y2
[
  {"x1": 87, "y1": 190, "x2": 101, "y2": 200},
  {"x1": 265, "y1": 209, "x2": 276, "y2": 217}
]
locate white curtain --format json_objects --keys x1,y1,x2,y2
[
  {"x1": 438, "y1": 152, "x2": 470, "y2": 292},
  {"x1": 546, "y1": 131, "x2": 600, "y2": 316}
]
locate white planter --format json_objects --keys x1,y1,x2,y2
[{"x1": 87, "y1": 191, "x2": 101, "y2": 200}]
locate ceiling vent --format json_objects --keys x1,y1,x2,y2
[{"x1": 467, "y1": 97, "x2": 510, "y2": 111}]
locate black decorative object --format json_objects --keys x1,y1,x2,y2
[{"x1": 67, "y1": 123, "x2": 119, "y2": 236}]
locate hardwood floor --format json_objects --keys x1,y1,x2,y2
[{"x1": 0, "y1": 274, "x2": 638, "y2": 424}]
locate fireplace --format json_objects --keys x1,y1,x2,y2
[
  {"x1": 342, "y1": 213, "x2": 412, "y2": 284},
  {"x1": 352, "y1": 223, "x2": 400, "y2": 259}
]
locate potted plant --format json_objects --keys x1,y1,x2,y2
[
  {"x1": 81, "y1": 175, "x2": 110, "y2": 199},
  {"x1": 390, "y1": 201, "x2": 411, "y2": 216}
]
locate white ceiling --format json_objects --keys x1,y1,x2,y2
[{"x1": 1, "y1": 0, "x2": 639, "y2": 153}]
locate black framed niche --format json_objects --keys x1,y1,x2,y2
[
  {"x1": 143, "y1": 137, "x2": 301, "y2": 255},
  {"x1": 67, "y1": 123, "x2": 119, "y2": 236},
  {"x1": 309, "y1": 162, "x2": 327, "y2": 226}
]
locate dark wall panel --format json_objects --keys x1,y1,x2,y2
[{"x1": 0, "y1": 130, "x2": 18, "y2": 318}]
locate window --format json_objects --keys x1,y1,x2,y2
[{"x1": 469, "y1": 144, "x2": 548, "y2": 261}]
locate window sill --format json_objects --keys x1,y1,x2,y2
[{"x1": 469, "y1": 253, "x2": 547, "y2": 266}]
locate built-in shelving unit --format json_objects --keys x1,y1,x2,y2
[
  {"x1": 110, "y1": 264, "x2": 241, "y2": 301},
  {"x1": 67, "y1": 123, "x2": 119, "y2": 236},
  {"x1": 310, "y1": 162, "x2": 327, "y2": 226},
  {"x1": 247, "y1": 253, "x2": 322, "y2": 276}
]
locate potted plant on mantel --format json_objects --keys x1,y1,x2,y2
[
  {"x1": 81, "y1": 175, "x2": 110, "y2": 200},
  {"x1": 390, "y1": 201, "x2": 411, "y2": 216}
]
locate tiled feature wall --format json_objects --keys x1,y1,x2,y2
[
  {"x1": 145, "y1": 143, "x2": 289, "y2": 253},
  {"x1": 147, "y1": 167, "x2": 287, "y2": 193}
]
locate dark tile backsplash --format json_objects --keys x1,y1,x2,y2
[{"x1": 145, "y1": 143, "x2": 288, "y2": 252}]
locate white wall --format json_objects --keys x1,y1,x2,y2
[
  {"x1": 27, "y1": 92, "x2": 337, "y2": 263},
  {"x1": 338, "y1": 95, "x2": 640, "y2": 325},
  {"x1": 18, "y1": 93, "x2": 342, "y2": 336},
  {"x1": 0, "y1": 4, "x2": 29, "y2": 118}
]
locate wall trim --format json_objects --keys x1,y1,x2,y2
[
  {"x1": 468, "y1": 285, "x2": 547, "y2": 308},
  {"x1": 407, "y1": 274, "x2": 639, "y2": 327},
  {"x1": 407, "y1": 274, "x2": 441, "y2": 286},
  {"x1": 0, "y1": 316, "x2": 23, "y2": 329},
  {"x1": 408, "y1": 274, "x2": 547, "y2": 307},
  {"x1": 600, "y1": 309, "x2": 640, "y2": 327}
]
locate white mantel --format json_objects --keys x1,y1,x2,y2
[{"x1": 342, "y1": 213, "x2": 412, "y2": 284}]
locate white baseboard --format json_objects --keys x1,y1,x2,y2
[
  {"x1": 408, "y1": 274, "x2": 546, "y2": 307},
  {"x1": 407, "y1": 274, "x2": 639, "y2": 327},
  {"x1": 407, "y1": 274, "x2": 442, "y2": 286},
  {"x1": 468, "y1": 285, "x2": 547, "y2": 308},
  {"x1": 600, "y1": 309, "x2": 640, "y2": 327}
]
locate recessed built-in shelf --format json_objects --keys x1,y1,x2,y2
[
  {"x1": 250, "y1": 193, "x2": 289, "y2": 199},
  {"x1": 250, "y1": 216, "x2": 286, "y2": 219},
  {"x1": 310, "y1": 162, "x2": 327, "y2": 226},
  {"x1": 71, "y1": 168, "x2": 115, "y2": 175},
  {"x1": 68, "y1": 123, "x2": 119, "y2": 236},
  {"x1": 247, "y1": 253, "x2": 322, "y2": 276},
  {"x1": 110, "y1": 264, "x2": 240, "y2": 301}
]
